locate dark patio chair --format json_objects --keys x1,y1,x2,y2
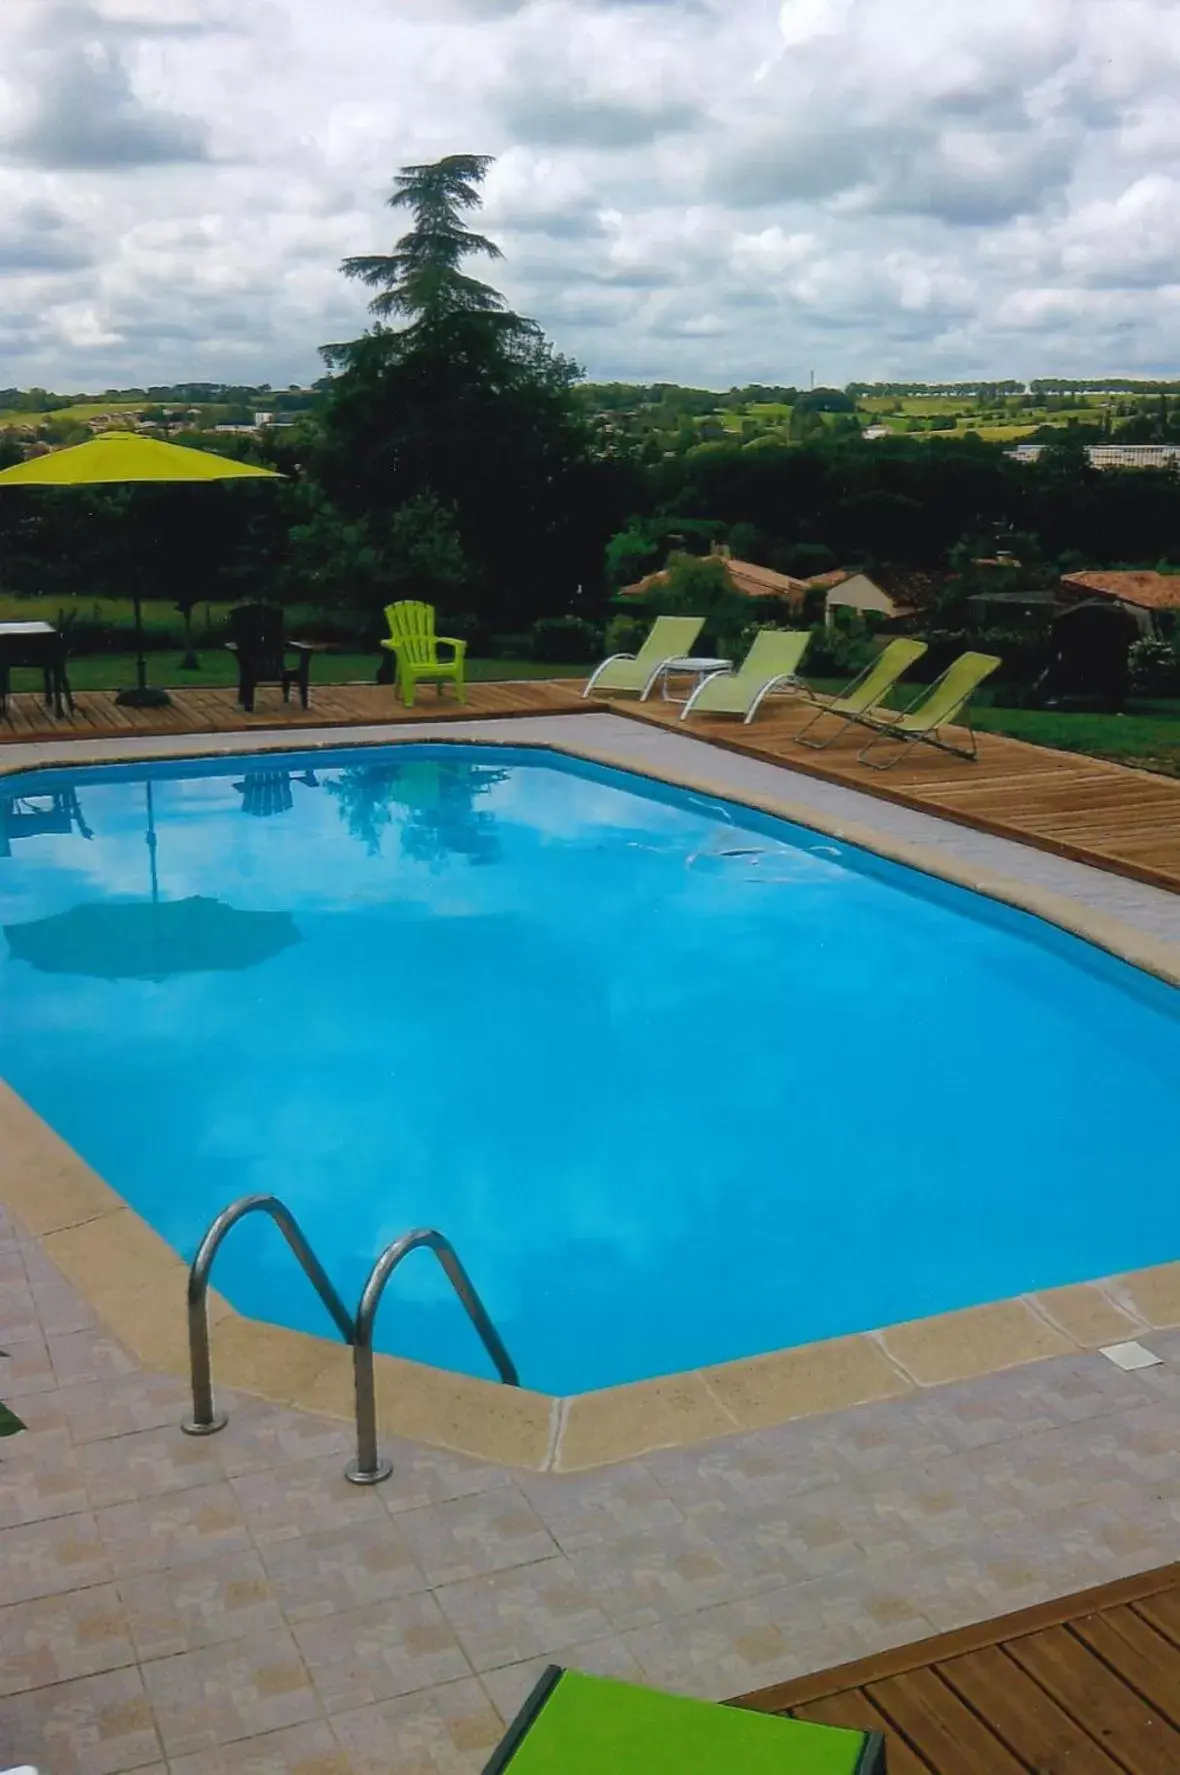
[{"x1": 224, "y1": 605, "x2": 313, "y2": 713}]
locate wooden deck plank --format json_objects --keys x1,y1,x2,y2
[
  {"x1": 734, "y1": 1564, "x2": 1180, "y2": 1775},
  {"x1": 1135, "y1": 1590, "x2": 1180, "y2": 1648},
  {"x1": 617, "y1": 694, "x2": 1180, "y2": 895},
  {"x1": 1001, "y1": 1626, "x2": 1180, "y2": 1775},
  {"x1": 864, "y1": 1668, "x2": 1026, "y2": 1775},
  {"x1": 0, "y1": 678, "x2": 587, "y2": 749},
  {"x1": 937, "y1": 1644, "x2": 1124, "y2": 1774},
  {"x1": 735, "y1": 1565, "x2": 1180, "y2": 1715},
  {"x1": 790, "y1": 1691, "x2": 933, "y2": 1774},
  {"x1": 1072, "y1": 1610, "x2": 1180, "y2": 1728}
]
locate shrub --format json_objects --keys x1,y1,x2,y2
[
  {"x1": 801, "y1": 623, "x2": 875, "y2": 678},
  {"x1": 603, "y1": 613, "x2": 647, "y2": 656},
  {"x1": 529, "y1": 615, "x2": 603, "y2": 663},
  {"x1": 438, "y1": 611, "x2": 496, "y2": 657},
  {"x1": 1129, "y1": 636, "x2": 1180, "y2": 696},
  {"x1": 495, "y1": 632, "x2": 533, "y2": 660},
  {"x1": 916, "y1": 626, "x2": 1050, "y2": 687}
]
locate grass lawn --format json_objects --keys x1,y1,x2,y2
[
  {"x1": 0, "y1": 594, "x2": 322, "y2": 637},
  {"x1": 973, "y1": 703, "x2": 1180, "y2": 777},
  {"x1": 4, "y1": 652, "x2": 584, "y2": 694}
]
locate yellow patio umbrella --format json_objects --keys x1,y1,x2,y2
[{"x1": 0, "y1": 431, "x2": 283, "y2": 708}]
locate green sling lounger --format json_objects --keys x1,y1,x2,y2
[
  {"x1": 856, "y1": 650, "x2": 1002, "y2": 769},
  {"x1": 792, "y1": 637, "x2": 928, "y2": 750},
  {"x1": 583, "y1": 615, "x2": 706, "y2": 699},
  {"x1": 680, "y1": 627, "x2": 812, "y2": 723},
  {"x1": 482, "y1": 1667, "x2": 886, "y2": 1774}
]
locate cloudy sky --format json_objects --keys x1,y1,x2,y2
[{"x1": 3, "y1": 0, "x2": 1180, "y2": 392}]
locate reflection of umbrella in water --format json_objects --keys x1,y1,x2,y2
[
  {"x1": 3, "y1": 776, "x2": 300, "y2": 982},
  {"x1": 4, "y1": 897, "x2": 300, "y2": 981}
]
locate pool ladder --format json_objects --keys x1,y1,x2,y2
[{"x1": 180, "y1": 1194, "x2": 519, "y2": 1485}]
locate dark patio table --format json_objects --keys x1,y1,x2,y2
[{"x1": 0, "y1": 621, "x2": 76, "y2": 718}]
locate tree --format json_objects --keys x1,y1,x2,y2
[
  {"x1": 314, "y1": 154, "x2": 622, "y2": 629},
  {"x1": 333, "y1": 155, "x2": 531, "y2": 351}
]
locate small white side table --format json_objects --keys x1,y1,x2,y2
[{"x1": 647, "y1": 657, "x2": 731, "y2": 704}]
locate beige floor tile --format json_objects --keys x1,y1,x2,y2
[
  {"x1": 294, "y1": 1594, "x2": 472, "y2": 1712},
  {"x1": 141, "y1": 1627, "x2": 319, "y2": 1758},
  {"x1": 0, "y1": 1663, "x2": 161, "y2": 1775},
  {"x1": 258, "y1": 1517, "x2": 428, "y2": 1623},
  {"x1": 96, "y1": 1480, "x2": 251, "y2": 1576},
  {"x1": 230, "y1": 1456, "x2": 387, "y2": 1546},
  {"x1": 120, "y1": 1548, "x2": 284, "y2": 1659},
  {"x1": 434, "y1": 1555, "x2": 612, "y2": 1673},
  {"x1": 360, "y1": 1355, "x2": 554, "y2": 1470},
  {"x1": 881, "y1": 1301, "x2": 1073, "y2": 1386},
  {"x1": 701, "y1": 1337, "x2": 910, "y2": 1432},
  {"x1": 392, "y1": 1487, "x2": 557, "y2": 1586},
  {"x1": 556, "y1": 1374, "x2": 736, "y2": 1472},
  {"x1": 330, "y1": 1677, "x2": 505, "y2": 1773},
  {"x1": 0, "y1": 1584, "x2": 136, "y2": 1696},
  {"x1": 1035, "y1": 1284, "x2": 1143, "y2": 1347},
  {"x1": 1115, "y1": 1262, "x2": 1180, "y2": 1330},
  {"x1": 52, "y1": 1370, "x2": 191, "y2": 1445},
  {"x1": 47, "y1": 1327, "x2": 138, "y2": 1388},
  {"x1": 167, "y1": 1720, "x2": 348, "y2": 1775},
  {"x1": 0, "y1": 1438, "x2": 89, "y2": 1528},
  {"x1": 78, "y1": 1422, "x2": 236, "y2": 1508},
  {"x1": 3, "y1": 1508, "x2": 113, "y2": 1604}
]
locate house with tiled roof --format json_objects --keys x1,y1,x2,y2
[
  {"x1": 1059, "y1": 570, "x2": 1180, "y2": 634},
  {"x1": 619, "y1": 548, "x2": 808, "y2": 603},
  {"x1": 620, "y1": 551, "x2": 942, "y2": 627},
  {"x1": 806, "y1": 566, "x2": 942, "y2": 625}
]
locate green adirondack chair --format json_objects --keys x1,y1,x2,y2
[{"x1": 381, "y1": 602, "x2": 467, "y2": 708}]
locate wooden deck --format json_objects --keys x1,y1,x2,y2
[
  {"x1": 735, "y1": 1561, "x2": 1180, "y2": 1774},
  {"x1": 0, "y1": 678, "x2": 586, "y2": 745},
  {"x1": 619, "y1": 692, "x2": 1180, "y2": 897}
]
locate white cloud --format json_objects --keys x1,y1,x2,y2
[{"x1": 3, "y1": 0, "x2": 1180, "y2": 386}]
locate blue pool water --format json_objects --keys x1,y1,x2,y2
[{"x1": 1, "y1": 743, "x2": 1178, "y2": 1393}]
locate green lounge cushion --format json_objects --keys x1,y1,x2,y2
[{"x1": 484, "y1": 1668, "x2": 884, "y2": 1775}]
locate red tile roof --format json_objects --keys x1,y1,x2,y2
[
  {"x1": 1061, "y1": 570, "x2": 1180, "y2": 611},
  {"x1": 619, "y1": 558, "x2": 806, "y2": 600}
]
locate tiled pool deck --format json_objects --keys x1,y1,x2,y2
[
  {"x1": 4, "y1": 1205, "x2": 1180, "y2": 1773},
  {"x1": 2, "y1": 711, "x2": 1179, "y2": 1771}
]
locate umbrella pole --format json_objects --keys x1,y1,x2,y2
[
  {"x1": 146, "y1": 780, "x2": 160, "y2": 905},
  {"x1": 115, "y1": 595, "x2": 172, "y2": 709}
]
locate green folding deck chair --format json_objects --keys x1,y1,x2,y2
[
  {"x1": 381, "y1": 601, "x2": 467, "y2": 708},
  {"x1": 679, "y1": 627, "x2": 811, "y2": 723},
  {"x1": 583, "y1": 614, "x2": 705, "y2": 699},
  {"x1": 483, "y1": 1668, "x2": 885, "y2": 1775},
  {"x1": 856, "y1": 650, "x2": 1001, "y2": 769},
  {"x1": 792, "y1": 638, "x2": 928, "y2": 750}
]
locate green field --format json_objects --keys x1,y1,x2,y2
[{"x1": 0, "y1": 401, "x2": 147, "y2": 429}]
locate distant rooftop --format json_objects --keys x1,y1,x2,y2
[{"x1": 1009, "y1": 443, "x2": 1180, "y2": 469}]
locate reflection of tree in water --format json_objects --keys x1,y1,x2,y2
[{"x1": 325, "y1": 758, "x2": 508, "y2": 866}]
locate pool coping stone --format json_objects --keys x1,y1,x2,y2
[{"x1": 1, "y1": 713, "x2": 1178, "y2": 1472}]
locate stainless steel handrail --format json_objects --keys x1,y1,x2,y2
[
  {"x1": 346, "y1": 1228, "x2": 518, "y2": 1485},
  {"x1": 181, "y1": 1194, "x2": 356, "y2": 1437}
]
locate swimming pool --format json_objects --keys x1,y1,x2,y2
[{"x1": 1, "y1": 742, "x2": 1178, "y2": 1393}]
